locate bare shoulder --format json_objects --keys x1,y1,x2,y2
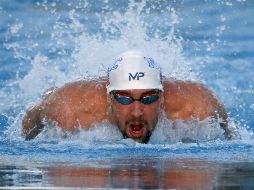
[
  {"x1": 49, "y1": 78, "x2": 107, "y2": 99},
  {"x1": 42, "y1": 78, "x2": 108, "y2": 129},
  {"x1": 162, "y1": 78, "x2": 227, "y2": 122},
  {"x1": 22, "y1": 78, "x2": 109, "y2": 139}
]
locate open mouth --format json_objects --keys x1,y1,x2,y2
[{"x1": 127, "y1": 124, "x2": 145, "y2": 138}]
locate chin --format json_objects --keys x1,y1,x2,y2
[
  {"x1": 121, "y1": 126, "x2": 152, "y2": 144},
  {"x1": 129, "y1": 135, "x2": 151, "y2": 144}
]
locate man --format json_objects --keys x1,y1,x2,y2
[{"x1": 22, "y1": 50, "x2": 230, "y2": 142}]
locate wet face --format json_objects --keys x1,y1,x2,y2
[{"x1": 109, "y1": 89, "x2": 162, "y2": 143}]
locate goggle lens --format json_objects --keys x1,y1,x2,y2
[
  {"x1": 115, "y1": 96, "x2": 134, "y2": 105},
  {"x1": 112, "y1": 91, "x2": 160, "y2": 105},
  {"x1": 140, "y1": 95, "x2": 159, "y2": 105}
]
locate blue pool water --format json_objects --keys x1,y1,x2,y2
[{"x1": 0, "y1": 0, "x2": 254, "y2": 188}]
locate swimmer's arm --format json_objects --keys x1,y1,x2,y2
[
  {"x1": 163, "y1": 79, "x2": 232, "y2": 139},
  {"x1": 22, "y1": 87, "x2": 58, "y2": 140},
  {"x1": 22, "y1": 104, "x2": 45, "y2": 140},
  {"x1": 213, "y1": 101, "x2": 232, "y2": 139}
]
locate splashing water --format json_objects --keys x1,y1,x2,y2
[
  {"x1": 3, "y1": 0, "x2": 199, "y2": 140},
  {"x1": 1, "y1": 2, "x2": 254, "y2": 188},
  {"x1": 0, "y1": 0, "x2": 253, "y2": 161}
]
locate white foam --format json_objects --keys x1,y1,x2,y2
[
  {"x1": 149, "y1": 117, "x2": 230, "y2": 144},
  {"x1": 20, "y1": 116, "x2": 239, "y2": 145},
  {"x1": 18, "y1": 54, "x2": 67, "y2": 104},
  {"x1": 2, "y1": 0, "x2": 251, "y2": 144},
  {"x1": 10, "y1": 21, "x2": 23, "y2": 34},
  {"x1": 37, "y1": 120, "x2": 123, "y2": 144},
  {"x1": 5, "y1": 1, "x2": 197, "y2": 112}
]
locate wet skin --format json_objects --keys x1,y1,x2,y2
[
  {"x1": 109, "y1": 89, "x2": 162, "y2": 143},
  {"x1": 22, "y1": 78, "x2": 231, "y2": 141}
]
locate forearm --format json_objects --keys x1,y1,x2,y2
[
  {"x1": 215, "y1": 103, "x2": 232, "y2": 139},
  {"x1": 22, "y1": 106, "x2": 45, "y2": 140}
]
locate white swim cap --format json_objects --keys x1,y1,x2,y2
[{"x1": 107, "y1": 50, "x2": 163, "y2": 93}]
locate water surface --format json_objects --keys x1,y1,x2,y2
[{"x1": 0, "y1": 0, "x2": 254, "y2": 188}]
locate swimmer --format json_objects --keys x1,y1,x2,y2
[{"x1": 22, "y1": 50, "x2": 231, "y2": 142}]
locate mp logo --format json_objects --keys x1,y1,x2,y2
[{"x1": 129, "y1": 72, "x2": 145, "y2": 81}]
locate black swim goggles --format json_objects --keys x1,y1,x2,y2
[{"x1": 111, "y1": 90, "x2": 161, "y2": 105}]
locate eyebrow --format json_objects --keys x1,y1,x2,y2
[{"x1": 142, "y1": 90, "x2": 160, "y2": 95}]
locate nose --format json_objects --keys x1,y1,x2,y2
[{"x1": 130, "y1": 101, "x2": 144, "y2": 118}]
